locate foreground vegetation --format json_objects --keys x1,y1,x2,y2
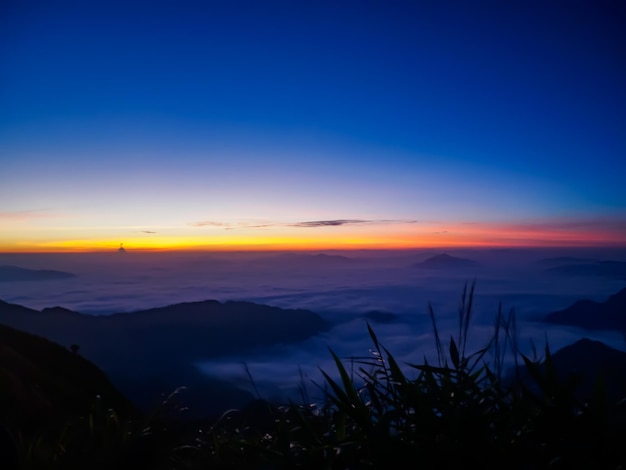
[{"x1": 3, "y1": 284, "x2": 626, "y2": 469}]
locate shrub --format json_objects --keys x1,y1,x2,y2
[
  {"x1": 180, "y1": 282, "x2": 626, "y2": 469},
  {"x1": 12, "y1": 284, "x2": 626, "y2": 469}
]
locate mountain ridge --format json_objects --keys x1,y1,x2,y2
[
  {"x1": 413, "y1": 253, "x2": 478, "y2": 269},
  {"x1": 544, "y1": 287, "x2": 626, "y2": 334},
  {"x1": 0, "y1": 322, "x2": 136, "y2": 429},
  {"x1": 0, "y1": 297, "x2": 330, "y2": 414},
  {"x1": 0, "y1": 265, "x2": 76, "y2": 282}
]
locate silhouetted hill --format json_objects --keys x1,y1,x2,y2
[
  {"x1": 545, "y1": 261, "x2": 626, "y2": 280},
  {"x1": 413, "y1": 253, "x2": 478, "y2": 269},
  {"x1": 249, "y1": 252, "x2": 363, "y2": 268},
  {"x1": 536, "y1": 256, "x2": 591, "y2": 266},
  {"x1": 0, "y1": 322, "x2": 135, "y2": 432},
  {"x1": 0, "y1": 265, "x2": 76, "y2": 282},
  {"x1": 102, "y1": 300, "x2": 330, "y2": 363},
  {"x1": 544, "y1": 287, "x2": 626, "y2": 334},
  {"x1": 519, "y1": 338, "x2": 626, "y2": 403},
  {"x1": 0, "y1": 299, "x2": 329, "y2": 358},
  {"x1": 0, "y1": 298, "x2": 329, "y2": 415},
  {"x1": 362, "y1": 310, "x2": 398, "y2": 324}
]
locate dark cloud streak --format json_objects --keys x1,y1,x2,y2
[
  {"x1": 291, "y1": 219, "x2": 367, "y2": 228},
  {"x1": 290, "y1": 219, "x2": 419, "y2": 228},
  {"x1": 189, "y1": 219, "x2": 419, "y2": 230}
]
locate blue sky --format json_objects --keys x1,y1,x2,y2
[{"x1": 1, "y1": 0, "x2": 625, "y2": 250}]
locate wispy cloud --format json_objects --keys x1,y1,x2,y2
[
  {"x1": 502, "y1": 218, "x2": 626, "y2": 233},
  {"x1": 0, "y1": 209, "x2": 62, "y2": 221},
  {"x1": 290, "y1": 219, "x2": 368, "y2": 227},
  {"x1": 291, "y1": 219, "x2": 418, "y2": 228},
  {"x1": 436, "y1": 216, "x2": 626, "y2": 246},
  {"x1": 190, "y1": 221, "x2": 231, "y2": 228},
  {"x1": 190, "y1": 219, "x2": 419, "y2": 230},
  {"x1": 140, "y1": 230, "x2": 157, "y2": 234}
]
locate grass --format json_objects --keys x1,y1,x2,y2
[
  {"x1": 6, "y1": 283, "x2": 626, "y2": 469},
  {"x1": 173, "y1": 282, "x2": 626, "y2": 469}
]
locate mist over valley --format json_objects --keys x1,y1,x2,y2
[{"x1": 1, "y1": 247, "x2": 625, "y2": 414}]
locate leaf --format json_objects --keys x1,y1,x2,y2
[
  {"x1": 320, "y1": 349, "x2": 373, "y2": 432},
  {"x1": 367, "y1": 322, "x2": 380, "y2": 351},
  {"x1": 449, "y1": 337, "x2": 460, "y2": 370}
]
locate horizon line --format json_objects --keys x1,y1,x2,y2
[{"x1": 2, "y1": 243, "x2": 626, "y2": 255}]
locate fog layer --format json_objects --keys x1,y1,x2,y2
[{"x1": 1, "y1": 247, "x2": 625, "y2": 404}]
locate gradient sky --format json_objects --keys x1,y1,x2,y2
[{"x1": 1, "y1": 0, "x2": 625, "y2": 251}]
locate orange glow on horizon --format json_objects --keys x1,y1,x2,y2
[
  {"x1": 1, "y1": 228, "x2": 624, "y2": 253},
  {"x1": 2, "y1": 217, "x2": 624, "y2": 253}
]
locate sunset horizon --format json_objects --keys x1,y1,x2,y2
[
  {"x1": 3, "y1": 1, "x2": 625, "y2": 254},
  {"x1": 2, "y1": 2, "x2": 626, "y2": 465},
  {"x1": 3, "y1": 215, "x2": 626, "y2": 253}
]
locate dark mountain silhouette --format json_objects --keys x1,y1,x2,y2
[
  {"x1": 0, "y1": 298, "x2": 329, "y2": 415},
  {"x1": 249, "y1": 252, "x2": 363, "y2": 268},
  {"x1": 0, "y1": 322, "x2": 136, "y2": 432},
  {"x1": 536, "y1": 256, "x2": 592, "y2": 266},
  {"x1": 545, "y1": 260, "x2": 626, "y2": 280},
  {"x1": 413, "y1": 253, "x2": 478, "y2": 269},
  {"x1": 544, "y1": 287, "x2": 626, "y2": 334},
  {"x1": 0, "y1": 299, "x2": 329, "y2": 358},
  {"x1": 552, "y1": 339, "x2": 626, "y2": 399},
  {"x1": 518, "y1": 338, "x2": 626, "y2": 403},
  {"x1": 362, "y1": 310, "x2": 398, "y2": 324},
  {"x1": 0, "y1": 265, "x2": 76, "y2": 282}
]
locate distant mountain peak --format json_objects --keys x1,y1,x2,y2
[
  {"x1": 536, "y1": 256, "x2": 591, "y2": 265},
  {"x1": 517, "y1": 337, "x2": 626, "y2": 402},
  {"x1": 0, "y1": 265, "x2": 76, "y2": 282},
  {"x1": 545, "y1": 286, "x2": 626, "y2": 333},
  {"x1": 544, "y1": 260, "x2": 626, "y2": 280},
  {"x1": 41, "y1": 306, "x2": 78, "y2": 316},
  {"x1": 607, "y1": 287, "x2": 626, "y2": 304},
  {"x1": 414, "y1": 253, "x2": 478, "y2": 269},
  {"x1": 248, "y1": 252, "x2": 360, "y2": 267}
]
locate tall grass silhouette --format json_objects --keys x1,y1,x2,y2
[
  {"x1": 176, "y1": 282, "x2": 626, "y2": 469},
  {"x1": 9, "y1": 283, "x2": 626, "y2": 469}
]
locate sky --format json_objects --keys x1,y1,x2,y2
[{"x1": 1, "y1": 0, "x2": 625, "y2": 251}]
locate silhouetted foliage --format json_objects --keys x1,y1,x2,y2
[{"x1": 3, "y1": 284, "x2": 626, "y2": 469}]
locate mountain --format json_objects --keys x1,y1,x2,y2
[
  {"x1": 413, "y1": 253, "x2": 478, "y2": 269},
  {"x1": 544, "y1": 287, "x2": 626, "y2": 333},
  {"x1": 0, "y1": 322, "x2": 136, "y2": 432},
  {"x1": 520, "y1": 338, "x2": 626, "y2": 403},
  {"x1": 536, "y1": 256, "x2": 592, "y2": 266},
  {"x1": 0, "y1": 298, "x2": 329, "y2": 414},
  {"x1": 0, "y1": 299, "x2": 329, "y2": 359},
  {"x1": 362, "y1": 310, "x2": 398, "y2": 324},
  {"x1": 544, "y1": 261, "x2": 626, "y2": 280},
  {"x1": 0, "y1": 265, "x2": 76, "y2": 282},
  {"x1": 248, "y1": 252, "x2": 363, "y2": 268}
]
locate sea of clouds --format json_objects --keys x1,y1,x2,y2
[{"x1": 1, "y1": 248, "x2": 625, "y2": 403}]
